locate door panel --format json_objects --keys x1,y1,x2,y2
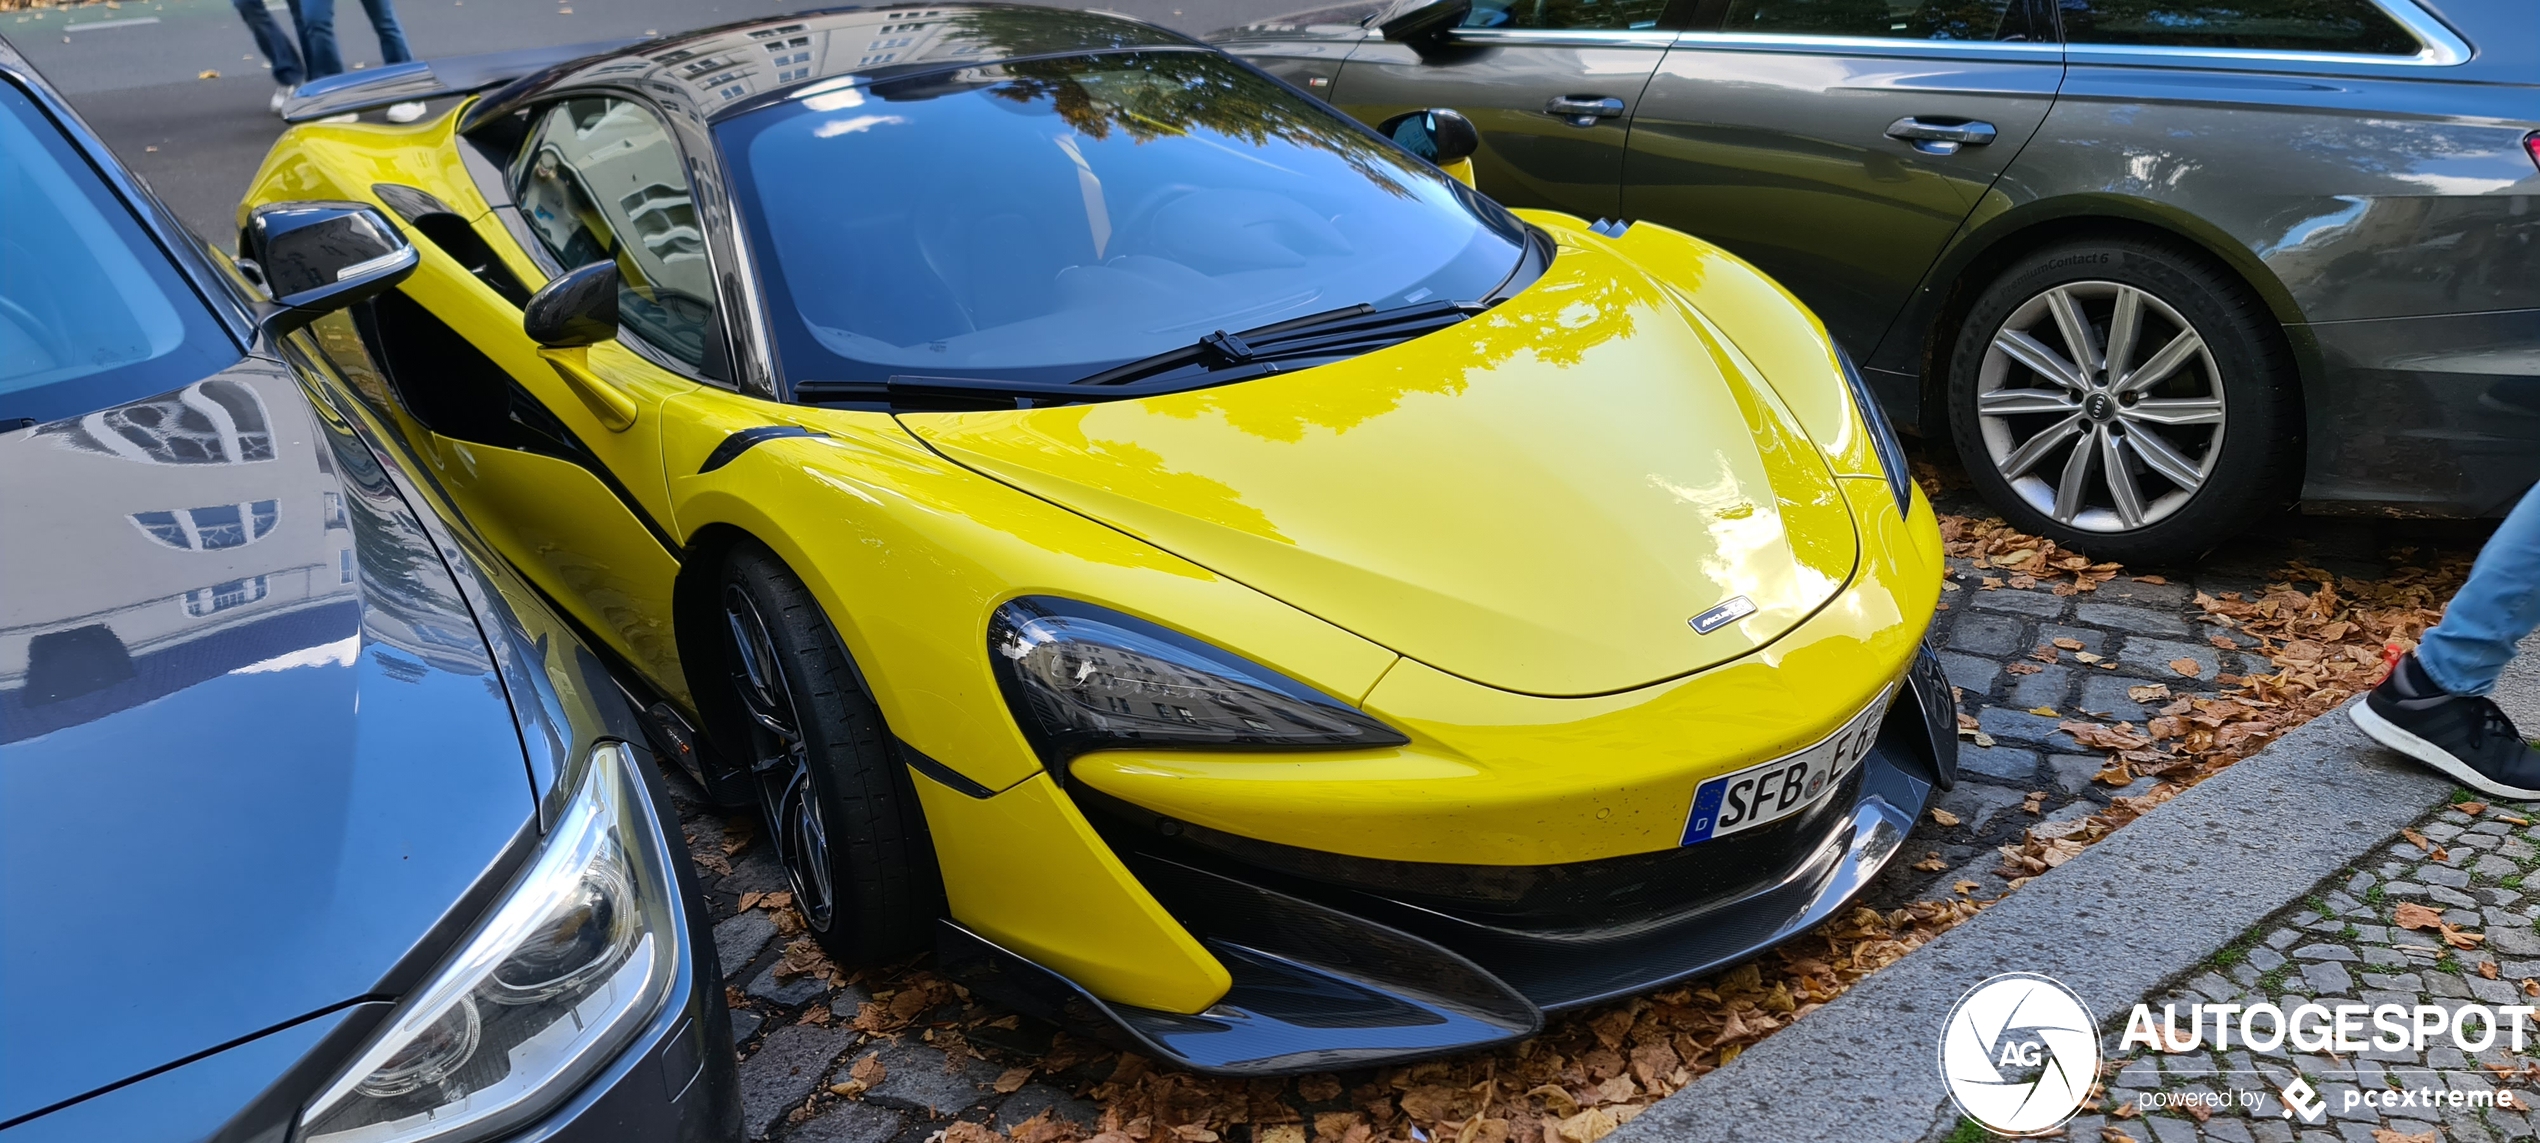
[
  {"x1": 1334, "y1": 35, "x2": 1670, "y2": 220},
  {"x1": 327, "y1": 95, "x2": 718, "y2": 691},
  {"x1": 1624, "y1": 39, "x2": 2061, "y2": 354}
]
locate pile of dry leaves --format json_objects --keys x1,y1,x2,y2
[
  {"x1": 764, "y1": 898, "x2": 1990, "y2": 1143},
  {"x1": 765, "y1": 508, "x2": 2475, "y2": 1143}
]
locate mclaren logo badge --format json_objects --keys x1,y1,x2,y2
[{"x1": 1689, "y1": 595, "x2": 1757, "y2": 634}]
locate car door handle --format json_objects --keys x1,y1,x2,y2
[
  {"x1": 1885, "y1": 116, "x2": 1997, "y2": 155},
  {"x1": 1545, "y1": 95, "x2": 1625, "y2": 128}
]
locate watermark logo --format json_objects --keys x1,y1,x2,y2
[
  {"x1": 1938, "y1": 973, "x2": 2100, "y2": 1136},
  {"x1": 2277, "y1": 1075, "x2": 2326, "y2": 1124}
]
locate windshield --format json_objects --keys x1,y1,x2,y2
[
  {"x1": 0, "y1": 80, "x2": 235, "y2": 425},
  {"x1": 717, "y1": 50, "x2": 1534, "y2": 389}
]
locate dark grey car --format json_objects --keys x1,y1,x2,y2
[{"x1": 1216, "y1": 0, "x2": 2540, "y2": 562}]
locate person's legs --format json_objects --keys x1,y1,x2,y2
[
  {"x1": 2418, "y1": 482, "x2": 2540, "y2": 696},
  {"x1": 296, "y1": 0, "x2": 341, "y2": 80},
  {"x1": 2353, "y1": 481, "x2": 2540, "y2": 798},
  {"x1": 355, "y1": 0, "x2": 412, "y2": 64},
  {"x1": 230, "y1": 0, "x2": 304, "y2": 87}
]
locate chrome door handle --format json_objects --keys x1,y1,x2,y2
[
  {"x1": 1545, "y1": 95, "x2": 1624, "y2": 128},
  {"x1": 1885, "y1": 116, "x2": 1998, "y2": 155}
]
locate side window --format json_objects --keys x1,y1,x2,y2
[
  {"x1": 1715, "y1": 0, "x2": 2054, "y2": 41},
  {"x1": 510, "y1": 97, "x2": 723, "y2": 374},
  {"x1": 2057, "y1": 0, "x2": 2421, "y2": 54},
  {"x1": 1463, "y1": 0, "x2": 1674, "y2": 31}
]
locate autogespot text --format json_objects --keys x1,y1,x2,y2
[{"x1": 2122, "y1": 1000, "x2": 2537, "y2": 1054}]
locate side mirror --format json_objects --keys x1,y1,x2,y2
[
  {"x1": 1377, "y1": 0, "x2": 1471, "y2": 48},
  {"x1": 523, "y1": 260, "x2": 620, "y2": 348},
  {"x1": 243, "y1": 201, "x2": 418, "y2": 336},
  {"x1": 1380, "y1": 108, "x2": 1479, "y2": 166}
]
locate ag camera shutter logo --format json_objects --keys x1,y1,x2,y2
[{"x1": 1937, "y1": 973, "x2": 2100, "y2": 1136}]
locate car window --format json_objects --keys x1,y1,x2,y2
[
  {"x1": 510, "y1": 96, "x2": 724, "y2": 374},
  {"x1": 2057, "y1": 0, "x2": 2421, "y2": 54},
  {"x1": 1715, "y1": 0, "x2": 2054, "y2": 41},
  {"x1": 0, "y1": 80, "x2": 237, "y2": 425},
  {"x1": 1463, "y1": 0, "x2": 1674, "y2": 31},
  {"x1": 718, "y1": 51, "x2": 1535, "y2": 388}
]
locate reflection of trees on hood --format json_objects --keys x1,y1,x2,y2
[{"x1": 958, "y1": 49, "x2": 1415, "y2": 199}]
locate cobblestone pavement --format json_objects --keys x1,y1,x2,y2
[
  {"x1": 2071, "y1": 797, "x2": 2540, "y2": 1143},
  {"x1": 663, "y1": 489, "x2": 2490, "y2": 1141},
  {"x1": 1863, "y1": 499, "x2": 2417, "y2": 911}
]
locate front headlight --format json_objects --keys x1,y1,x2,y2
[
  {"x1": 987, "y1": 596, "x2": 1407, "y2": 771},
  {"x1": 1835, "y1": 342, "x2": 1913, "y2": 517},
  {"x1": 300, "y1": 742, "x2": 679, "y2": 1143}
]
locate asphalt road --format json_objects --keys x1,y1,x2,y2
[{"x1": 3, "y1": 0, "x2": 1290, "y2": 247}]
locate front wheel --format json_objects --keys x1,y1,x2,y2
[
  {"x1": 1944, "y1": 237, "x2": 2301, "y2": 565},
  {"x1": 712, "y1": 543, "x2": 937, "y2": 965}
]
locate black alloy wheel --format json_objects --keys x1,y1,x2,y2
[{"x1": 714, "y1": 544, "x2": 937, "y2": 964}]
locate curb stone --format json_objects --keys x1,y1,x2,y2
[{"x1": 1612, "y1": 638, "x2": 2540, "y2": 1143}]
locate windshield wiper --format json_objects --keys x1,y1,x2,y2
[
  {"x1": 791, "y1": 300, "x2": 1491, "y2": 412},
  {"x1": 1069, "y1": 298, "x2": 1486, "y2": 389}
]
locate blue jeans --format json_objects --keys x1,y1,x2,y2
[
  {"x1": 2419, "y1": 482, "x2": 2540, "y2": 696},
  {"x1": 293, "y1": 0, "x2": 412, "y2": 81},
  {"x1": 232, "y1": 0, "x2": 304, "y2": 87}
]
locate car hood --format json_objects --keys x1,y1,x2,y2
[
  {"x1": 901, "y1": 235, "x2": 1860, "y2": 697},
  {"x1": 0, "y1": 357, "x2": 534, "y2": 1124}
]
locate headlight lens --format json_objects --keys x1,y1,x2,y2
[
  {"x1": 987, "y1": 596, "x2": 1408, "y2": 769},
  {"x1": 301, "y1": 742, "x2": 679, "y2": 1143},
  {"x1": 1836, "y1": 342, "x2": 1914, "y2": 517}
]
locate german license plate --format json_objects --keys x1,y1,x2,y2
[{"x1": 1680, "y1": 688, "x2": 1894, "y2": 845}]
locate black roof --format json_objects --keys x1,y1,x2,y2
[{"x1": 465, "y1": 4, "x2": 1204, "y2": 128}]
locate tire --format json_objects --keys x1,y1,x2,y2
[
  {"x1": 710, "y1": 543, "x2": 938, "y2": 965},
  {"x1": 1944, "y1": 236, "x2": 2300, "y2": 565}
]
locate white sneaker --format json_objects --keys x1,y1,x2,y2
[
  {"x1": 385, "y1": 101, "x2": 428, "y2": 124},
  {"x1": 269, "y1": 87, "x2": 289, "y2": 115}
]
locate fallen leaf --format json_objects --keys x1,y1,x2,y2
[
  {"x1": 2525, "y1": 978, "x2": 2539, "y2": 997},
  {"x1": 2169, "y1": 658, "x2": 2203, "y2": 678},
  {"x1": 737, "y1": 891, "x2": 764, "y2": 912},
  {"x1": 2133, "y1": 575, "x2": 2168, "y2": 585},
  {"x1": 2370, "y1": 1129, "x2": 2438, "y2": 1143},
  {"x1": 2394, "y1": 901, "x2": 2445, "y2": 931},
  {"x1": 1954, "y1": 879, "x2": 1982, "y2": 896},
  {"x1": 2127, "y1": 684, "x2": 2171, "y2": 703},
  {"x1": 1930, "y1": 809, "x2": 1960, "y2": 827},
  {"x1": 2074, "y1": 651, "x2": 2104, "y2": 663},
  {"x1": 2209, "y1": 635, "x2": 2238, "y2": 649},
  {"x1": 2053, "y1": 638, "x2": 2085, "y2": 651},
  {"x1": 2027, "y1": 706, "x2": 2060, "y2": 717},
  {"x1": 995, "y1": 1067, "x2": 1032, "y2": 1093},
  {"x1": 1913, "y1": 852, "x2": 1948, "y2": 872},
  {"x1": 2404, "y1": 828, "x2": 2434, "y2": 853},
  {"x1": 2005, "y1": 662, "x2": 2045, "y2": 676},
  {"x1": 2461, "y1": 801, "x2": 2490, "y2": 815},
  {"x1": 2482, "y1": 961, "x2": 2501, "y2": 980},
  {"x1": 198, "y1": 69, "x2": 220, "y2": 79},
  {"x1": 1555, "y1": 1108, "x2": 1618, "y2": 1143}
]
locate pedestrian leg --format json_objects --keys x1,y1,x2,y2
[
  {"x1": 2418, "y1": 482, "x2": 2540, "y2": 696},
  {"x1": 229, "y1": 0, "x2": 304, "y2": 88},
  {"x1": 297, "y1": 0, "x2": 342, "y2": 81},
  {"x1": 355, "y1": 0, "x2": 413, "y2": 64}
]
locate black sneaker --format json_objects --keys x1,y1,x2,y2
[{"x1": 2350, "y1": 652, "x2": 2540, "y2": 798}]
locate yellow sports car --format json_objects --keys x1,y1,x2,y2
[{"x1": 241, "y1": 4, "x2": 1955, "y2": 1074}]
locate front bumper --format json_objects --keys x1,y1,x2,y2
[{"x1": 941, "y1": 646, "x2": 1956, "y2": 1076}]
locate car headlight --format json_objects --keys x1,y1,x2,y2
[
  {"x1": 1835, "y1": 342, "x2": 1913, "y2": 517},
  {"x1": 987, "y1": 596, "x2": 1408, "y2": 770},
  {"x1": 300, "y1": 742, "x2": 679, "y2": 1143}
]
